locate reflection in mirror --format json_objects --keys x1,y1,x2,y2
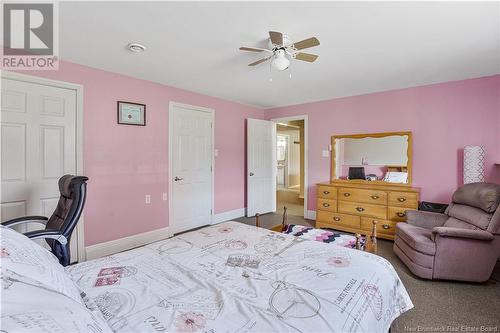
[{"x1": 334, "y1": 133, "x2": 410, "y2": 184}]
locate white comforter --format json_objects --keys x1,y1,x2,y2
[{"x1": 68, "y1": 222, "x2": 413, "y2": 332}]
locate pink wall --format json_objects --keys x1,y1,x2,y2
[
  {"x1": 265, "y1": 75, "x2": 500, "y2": 210},
  {"x1": 18, "y1": 61, "x2": 263, "y2": 246}
]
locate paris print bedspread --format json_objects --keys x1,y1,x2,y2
[{"x1": 67, "y1": 221, "x2": 413, "y2": 333}]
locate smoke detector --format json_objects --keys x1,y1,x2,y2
[{"x1": 127, "y1": 43, "x2": 146, "y2": 53}]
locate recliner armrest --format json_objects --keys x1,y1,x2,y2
[
  {"x1": 406, "y1": 210, "x2": 448, "y2": 229},
  {"x1": 2, "y1": 216, "x2": 48, "y2": 228},
  {"x1": 432, "y1": 227, "x2": 494, "y2": 241}
]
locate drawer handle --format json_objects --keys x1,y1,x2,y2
[
  {"x1": 356, "y1": 207, "x2": 365, "y2": 212},
  {"x1": 333, "y1": 217, "x2": 341, "y2": 222},
  {"x1": 343, "y1": 193, "x2": 351, "y2": 197},
  {"x1": 397, "y1": 197, "x2": 407, "y2": 202},
  {"x1": 323, "y1": 191, "x2": 330, "y2": 195},
  {"x1": 382, "y1": 224, "x2": 391, "y2": 230},
  {"x1": 371, "y1": 195, "x2": 379, "y2": 200},
  {"x1": 322, "y1": 203, "x2": 330, "y2": 208},
  {"x1": 396, "y1": 212, "x2": 406, "y2": 217}
]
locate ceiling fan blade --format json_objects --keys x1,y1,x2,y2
[
  {"x1": 294, "y1": 52, "x2": 319, "y2": 62},
  {"x1": 292, "y1": 37, "x2": 320, "y2": 50},
  {"x1": 248, "y1": 56, "x2": 272, "y2": 66},
  {"x1": 239, "y1": 47, "x2": 270, "y2": 52},
  {"x1": 269, "y1": 31, "x2": 283, "y2": 46}
]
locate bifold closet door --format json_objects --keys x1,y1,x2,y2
[{"x1": 246, "y1": 118, "x2": 276, "y2": 217}]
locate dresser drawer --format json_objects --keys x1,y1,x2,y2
[
  {"x1": 388, "y1": 191, "x2": 418, "y2": 208},
  {"x1": 338, "y1": 201, "x2": 387, "y2": 219},
  {"x1": 361, "y1": 217, "x2": 398, "y2": 236},
  {"x1": 388, "y1": 206, "x2": 416, "y2": 221},
  {"x1": 317, "y1": 198, "x2": 337, "y2": 212},
  {"x1": 338, "y1": 187, "x2": 387, "y2": 205},
  {"x1": 317, "y1": 210, "x2": 361, "y2": 229},
  {"x1": 317, "y1": 185, "x2": 337, "y2": 200}
]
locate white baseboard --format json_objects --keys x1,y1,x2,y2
[
  {"x1": 212, "y1": 208, "x2": 245, "y2": 224},
  {"x1": 85, "y1": 226, "x2": 172, "y2": 261},
  {"x1": 305, "y1": 210, "x2": 316, "y2": 220}
]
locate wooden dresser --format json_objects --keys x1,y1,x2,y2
[{"x1": 316, "y1": 181, "x2": 420, "y2": 240}]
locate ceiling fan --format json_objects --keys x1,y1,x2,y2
[{"x1": 239, "y1": 31, "x2": 320, "y2": 72}]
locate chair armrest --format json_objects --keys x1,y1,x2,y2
[
  {"x1": 406, "y1": 210, "x2": 448, "y2": 229},
  {"x1": 432, "y1": 227, "x2": 494, "y2": 241},
  {"x1": 24, "y1": 229, "x2": 68, "y2": 245},
  {"x1": 2, "y1": 216, "x2": 48, "y2": 228}
]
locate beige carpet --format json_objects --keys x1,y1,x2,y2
[
  {"x1": 276, "y1": 188, "x2": 304, "y2": 217},
  {"x1": 234, "y1": 213, "x2": 500, "y2": 332}
]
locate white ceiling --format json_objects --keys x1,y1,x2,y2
[{"x1": 59, "y1": 2, "x2": 500, "y2": 108}]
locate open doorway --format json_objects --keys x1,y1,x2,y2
[{"x1": 274, "y1": 117, "x2": 307, "y2": 217}]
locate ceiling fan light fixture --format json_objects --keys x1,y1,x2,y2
[{"x1": 271, "y1": 50, "x2": 290, "y2": 71}]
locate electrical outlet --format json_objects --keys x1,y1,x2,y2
[
  {"x1": 214, "y1": 149, "x2": 219, "y2": 157},
  {"x1": 322, "y1": 150, "x2": 330, "y2": 158},
  {"x1": 145, "y1": 195, "x2": 151, "y2": 204},
  {"x1": 162, "y1": 192, "x2": 167, "y2": 201}
]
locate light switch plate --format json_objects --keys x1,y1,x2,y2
[
  {"x1": 214, "y1": 149, "x2": 219, "y2": 157},
  {"x1": 145, "y1": 195, "x2": 151, "y2": 204},
  {"x1": 322, "y1": 150, "x2": 330, "y2": 157},
  {"x1": 162, "y1": 192, "x2": 167, "y2": 201}
]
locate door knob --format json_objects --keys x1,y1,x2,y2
[
  {"x1": 174, "y1": 176, "x2": 183, "y2": 181},
  {"x1": 249, "y1": 172, "x2": 254, "y2": 176}
]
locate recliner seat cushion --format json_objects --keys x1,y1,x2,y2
[
  {"x1": 394, "y1": 237, "x2": 434, "y2": 268},
  {"x1": 395, "y1": 223, "x2": 436, "y2": 255},
  {"x1": 452, "y1": 183, "x2": 500, "y2": 213},
  {"x1": 446, "y1": 203, "x2": 492, "y2": 230}
]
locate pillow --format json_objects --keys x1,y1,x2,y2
[
  {"x1": 1, "y1": 269, "x2": 112, "y2": 333},
  {"x1": 0, "y1": 226, "x2": 83, "y2": 305},
  {"x1": 452, "y1": 183, "x2": 500, "y2": 213}
]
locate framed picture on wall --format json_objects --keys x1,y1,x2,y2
[{"x1": 117, "y1": 101, "x2": 146, "y2": 126}]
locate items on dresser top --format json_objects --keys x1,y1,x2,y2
[
  {"x1": 348, "y1": 167, "x2": 366, "y2": 180},
  {"x1": 316, "y1": 181, "x2": 420, "y2": 240}
]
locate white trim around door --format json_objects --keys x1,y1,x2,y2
[
  {"x1": 168, "y1": 102, "x2": 215, "y2": 235},
  {"x1": 271, "y1": 115, "x2": 309, "y2": 219},
  {"x1": 0, "y1": 71, "x2": 86, "y2": 262}
]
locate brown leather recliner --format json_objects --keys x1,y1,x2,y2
[{"x1": 394, "y1": 182, "x2": 500, "y2": 282}]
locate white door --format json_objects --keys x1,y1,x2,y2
[
  {"x1": 170, "y1": 103, "x2": 213, "y2": 234},
  {"x1": 1, "y1": 76, "x2": 80, "y2": 262},
  {"x1": 247, "y1": 119, "x2": 276, "y2": 217}
]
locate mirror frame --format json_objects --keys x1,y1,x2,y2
[{"x1": 331, "y1": 131, "x2": 413, "y2": 186}]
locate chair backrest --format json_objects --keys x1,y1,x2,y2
[
  {"x1": 46, "y1": 175, "x2": 89, "y2": 245},
  {"x1": 444, "y1": 183, "x2": 500, "y2": 234}
]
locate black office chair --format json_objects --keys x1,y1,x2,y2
[{"x1": 2, "y1": 175, "x2": 89, "y2": 266}]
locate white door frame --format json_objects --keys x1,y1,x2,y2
[
  {"x1": 0, "y1": 71, "x2": 86, "y2": 262},
  {"x1": 271, "y1": 115, "x2": 309, "y2": 219},
  {"x1": 168, "y1": 101, "x2": 215, "y2": 234}
]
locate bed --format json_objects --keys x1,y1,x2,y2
[{"x1": 1, "y1": 221, "x2": 413, "y2": 333}]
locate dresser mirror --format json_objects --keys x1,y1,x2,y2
[{"x1": 331, "y1": 131, "x2": 412, "y2": 185}]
